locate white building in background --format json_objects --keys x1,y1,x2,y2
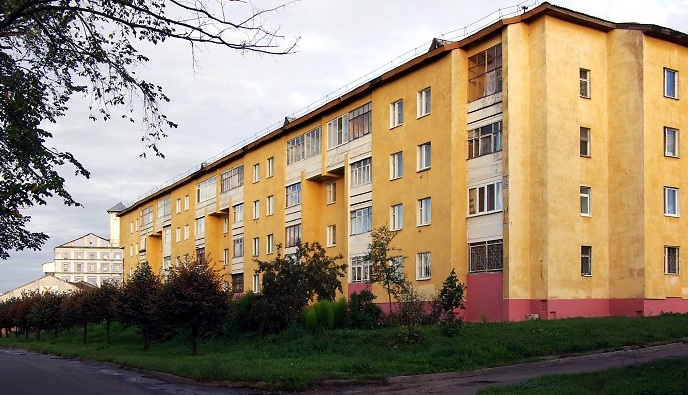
[{"x1": 41, "y1": 203, "x2": 126, "y2": 286}]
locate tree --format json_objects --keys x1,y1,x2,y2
[
  {"x1": 254, "y1": 242, "x2": 346, "y2": 332},
  {"x1": 367, "y1": 226, "x2": 409, "y2": 313},
  {"x1": 158, "y1": 255, "x2": 228, "y2": 355},
  {"x1": 118, "y1": 261, "x2": 161, "y2": 351},
  {"x1": 0, "y1": 1, "x2": 298, "y2": 258},
  {"x1": 90, "y1": 281, "x2": 121, "y2": 345},
  {"x1": 437, "y1": 269, "x2": 466, "y2": 322},
  {"x1": 27, "y1": 291, "x2": 65, "y2": 339},
  {"x1": 60, "y1": 288, "x2": 100, "y2": 343}
]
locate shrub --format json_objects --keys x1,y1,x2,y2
[{"x1": 348, "y1": 290, "x2": 382, "y2": 329}]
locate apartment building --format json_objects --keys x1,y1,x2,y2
[{"x1": 118, "y1": 3, "x2": 688, "y2": 321}]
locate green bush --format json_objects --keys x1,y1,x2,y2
[
  {"x1": 334, "y1": 297, "x2": 347, "y2": 328},
  {"x1": 348, "y1": 290, "x2": 382, "y2": 329}
]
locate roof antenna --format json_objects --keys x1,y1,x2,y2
[{"x1": 521, "y1": 5, "x2": 529, "y2": 13}]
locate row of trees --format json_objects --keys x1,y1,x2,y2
[{"x1": 0, "y1": 228, "x2": 466, "y2": 353}]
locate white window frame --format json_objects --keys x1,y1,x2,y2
[
  {"x1": 221, "y1": 165, "x2": 244, "y2": 192},
  {"x1": 326, "y1": 225, "x2": 336, "y2": 247},
  {"x1": 390, "y1": 151, "x2": 403, "y2": 180},
  {"x1": 267, "y1": 157, "x2": 274, "y2": 178},
  {"x1": 665, "y1": 246, "x2": 680, "y2": 274},
  {"x1": 252, "y1": 237, "x2": 260, "y2": 257},
  {"x1": 417, "y1": 87, "x2": 431, "y2": 118},
  {"x1": 664, "y1": 68, "x2": 678, "y2": 99},
  {"x1": 223, "y1": 217, "x2": 229, "y2": 233},
  {"x1": 233, "y1": 203, "x2": 244, "y2": 223},
  {"x1": 183, "y1": 224, "x2": 189, "y2": 240},
  {"x1": 175, "y1": 227, "x2": 181, "y2": 242},
  {"x1": 196, "y1": 177, "x2": 216, "y2": 203},
  {"x1": 467, "y1": 121, "x2": 502, "y2": 159},
  {"x1": 195, "y1": 217, "x2": 205, "y2": 238},
  {"x1": 418, "y1": 143, "x2": 431, "y2": 171},
  {"x1": 253, "y1": 163, "x2": 260, "y2": 183},
  {"x1": 351, "y1": 207, "x2": 373, "y2": 235},
  {"x1": 416, "y1": 252, "x2": 431, "y2": 280},
  {"x1": 391, "y1": 204, "x2": 403, "y2": 231},
  {"x1": 266, "y1": 195, "x2": 274, "y2": 216},
  {"x1": 286, "y1": 183, "x2": 302, "y2": 207},
  {"x1": 351, "y1": 256, "x2": 371, "y2": 283},
  {"x1": 580, "y1": 68, "x2": 590, "y2": 98},
  {"x1": 184, "y1": 195, "x2": 189, "y2": 211},
  {"x1": 253, "y1": 274, "x2": 260, "y2": 293},
  {"x1": 327, "y1": 182, "x2": 336, "y2": 204},
  {"x1": 288, "y1": 127, "x2": 322, "y2": 165},
  {"x1": 327, "y1": 114, "x2": 349, "y2": 149},
  {"x1": 351, "y1": 157, "x2": 372, "y2": 187},
  {"x1": 664, "y1": 187, "x2": 680, "y2": 217},
  {"x1": 266, "y1": 234, "x2": 274, "y2": 254},
  {"x1": 223, "y1": 248, "x2": 229, "y2": 265},
  {"x1": 285, "y1": 224, "x2": 302, "y2": 247},
  {"x1": 580, "y1": 186, "x2": 592, "y2": 217},
  {"x1": 581, "y1": 245, "x2": 592, "y2": 276},
  {"x1": 665, "y1": 127, "x2": 679, "y2": 157},
  {"x1": 580, "y1": 127, "x2": 591, "y2": 157},
  {"x1": 233, "y1": 237, "x2": 244, "y2": 258},
  {"x1": 252, "y1": 200, "x2": 260, "y2": 219},
  {"x1": 390, "y1": 99, "x2": 403, "y2": 128},
  {"x1": 175, "y1": 198, "x2": 181, "y2": 214},
  {"x1": 417, "y1": 197, "x2": 431, "y2": 226},
  {"x1": 468, "y1": 181, "x2": 503, "y2": 216}
]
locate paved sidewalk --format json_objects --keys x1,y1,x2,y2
[{"x1": 302, "y1": 342, "x2": 688, "y2": 395}]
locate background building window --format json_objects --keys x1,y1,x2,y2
[
  {"x1": 581, "y1": 246, "x2": 592, "y2": 276},
  {"x1": 469, "y1": 240, "x2": 503, "y2": 272},
  {"x1": 665, "y1": 127, "x2": 679, "y2": 157},
  {"x1": 253, "y1": 274, "x2": 260, "y2": 293},
  {"x1": 328, "y1": 114, "x2": 349, "y2": 148},
  {"x1": 252, "y1": 200, "x2": 260, "y2": 219},
  {"x1": 351, "y1": 207, "x2": 373, "y2": 235},
  {"x1": 326, "y1": 225, "x2": 336, "y2": 247},
  {"x1": 287, "y1": 127, "x2": 321, "y2": 165},
  {"x1": 351, "y1": 157, "x2": 372, "y2": 187},
  {"x1": 468, "y1": 44, "x2": 502, "y2": 101},
  {"x1": 285, "y1": 224, "x2": 302, "y2": 247},
  {"x1": 391, "y1": 204, "x2": 403, "y2": 231},
  {"x1": 233, "y1": 203, "x2": 244, "y2": 223},
  {"x1": 417, "y1": 198, "x2": 431, "y2": 226},
  {"x1": 417, "y1": 87, "x2": 431, "y2": 117},
  {"x1": 327, "y1": 182, "x2": 336, "y2": 204},
  {"x1": 286, "y1": 183, "x2": 302, "y2": 207},
  {"x1": 416, "y1": 252, "x2": 431, "y2": 280},
  {"x1": 231, "y1": 273, "x2": 244, "y2": 293},
  {"x1": 390, "y1": 152, "x2": 403, "y2": 179},
  {"x1": 664, "y1": 187, "x2": 680, "y2": 216},
  {"x1": 418, "y1": 143, "x2": 431, "y2": 171},
  {"x1": 580, "y1": 186, "x2": 592, "y2": 216},
  {"x1": 267, "y1": 157, "x2": 274, "y2": 178},
  {"x1": 252, "y1": 237, "x2": 260, "y2": 256},
  {"x1": 221, "y1": 165, "x2": 244, "y2": 192},
  {"x1": 665, "y1": 246, "x2": 680, "y2": 274},
  {"x1": 580, "y1": 127, "x2": 591, "y2": 157},
  {"x1": 195, "y1": 217, "x2": 205, "y2": 237},
  {"x1": 252, "y1": 163, "x2": 260, "y2": 183},
  {"x1": 468, "y1": 181, "x2": 503, "y2": 215},
  {"x1": 267, "y1": 195, "x2": 274, "y2": 216},
  {"x1": 349, "y1": 102, "x2": 372, "y2": 140},
  {"x1": 664, "y1": 68, "x2": 678, "y2": 99},
  {"x1": 266, "y1": 234, "x2": 274, "y2": 254},
  {"x1": 467, "y1": 121, "x2": 502, "y2": 159},
  {"x1": 233, "y1": 237, "x2": 243, "y2": 258},
  {"x1": 580, "y1": 68, "x2": 591, "y2": 98},
  {"x1": 390, "y1": 99, "x2": 403, "y2": 128},
  {"x1": 351, "y1": 256, "x2": 371, "y2": 283},
  {"x1": 196, "y1": 177, "x2": 216, "y2": 203}
]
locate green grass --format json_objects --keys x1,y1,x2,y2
[
  {"x1": 477, "y1": 356, "x2": 688, "y2": 394},
  {"x1": 2, "y1": 314, "x2": 688, "y2": 390}
]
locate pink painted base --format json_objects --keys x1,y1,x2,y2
[{"x1": 465, "y1": 272, "x2": 504, "y2": 322}]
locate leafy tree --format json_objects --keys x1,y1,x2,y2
[
  {"x1": 0, "y1": 1, "x2": 297, "y2": 258},
  {"x1": 0, "y1": 297, "x2": 18, "y2": 337},
  {"x1": 27, "y1": 291, "x2": 66, "y2": 339},
  {"x1": 89, "y1": 281, "x2": 121, "y2": 345},
  {"x1": 61, "y1": 288, "x2": 100, "y2": 343},
  {"x1": 118, "y1": 261, "x2": 161, "y2": 351},
  {"x1": 254, "y1": 242, "x2": 346, "y2": 332},
  {"x1": 348, "y1": 290, "x2": 382, "y2": 329},
  {"x1": 367, "y1": 226, "x2": 409, "y2": 313},
  {"x1": 158, "y1": 255, "x2": 228, "y2": 355},
  {"x1": 13, "y1": 291, "x2": 40, "y2": 338},
  {"x1": 437, "y1": 269, "x2": 466, "y2": 322}
]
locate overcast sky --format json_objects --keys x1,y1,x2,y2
[{"x1": 3, "y1": 0, "x2": 688, "y2": 292}]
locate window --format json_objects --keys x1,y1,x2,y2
[
  {"x1": 468, "y1": 181, "x2": 503, "y2": 215},
  {"x1": 141, "y1": 206, "x2": 153, "y2": 226},
  {"x1": 75, "y1": 263, "x2": 83, "y2": 272},
  {"x1": 175, "y1": 227, "x2": 181, "y2": 242},
  {"x1": 581, "y1": 246, "x2": 592, "y2": 276},
  {"x1": 665, "y1": 127, "x2": 679, "y2": 157},
  {"x1": 252, "y1": 200, "x2": 260, "y2": 219},
  {"x1": 223, "y1": 217, "x2": 229, "y2": 233},
  {"x1": 223, "y1": 248, "x2": 229, "y2": 265},
  {"x1": 285, "y1": 224, "x2": 302, "y2": 247},
  {"x1": 351, "y1": 207, "x2": 372, "y2": 235},
  {"x1": 221, "y1": 165, "x2": 244, "y2": 192},
  {"x1": 266, "y1": 195, "x2": 274, "y2": 216},
  {"x1": 184, "y1": 195, "x2": 189, "y2": 211},
  {"x1": 664, "y1": 187, "x2": 680, "y2": 216},
  {"x1": 327, "y1": 182, "x2": 336, "y2": 204},
  {"x1": 196, "y1": 177, "x2": 217, "y2": 203},
  {"x1": 184, "y1": 224, "x2": 189, "y2": 240},
  {"x1": 62, "y1": 262, "x2": 70, "y2": 272},
  {"x1": 157, "y1": 197, "x2": 171, "y2": 219},
  {"x1": 175, "y1": 198, "x2": 181, "y2": 214},
  {"x1": 351, "y1": 256, "x2": 371, "y2": 283},
  {"x1": 253, "y1": 163, "x2": 260, "y2": 183},
  {"x1": 580, "y1": 186, "x2": 591, "y2": 216},
  {"x1": 391, "y1": 204, "x2": 403, "y2": 231},
  {"x1": 233, "y1": 203, "x2": 244, "y2": 223},
  {"x1": 664, "y1": 68, "x2": 678, "y2": 99},
  {"x1": 286, "y1": 183, "x2": 302, "y2": 207},
  {"x1": 195, "y1": 217, "x2": 205, "y2": 237},
  {"x1": 418, "y1": 143, "x2": 431, "y2": 171},
  {"x1": 349, "y1": 102, "x2": 372, "y2": 139},
  {"x1": 135, "y1": 218, "x2": 139, "y2": 231},
  {"x1": 253, "y1": 274, "x2": 260, "y2": 293},
  {"x1": 468, "y1": 44, "x2": 502, "y2": 101},
  {"x1": 328, "y1": 114, "x2": 349, "y2": 148},
  {"x1": 580, "y1": 68, "x2": 590, "y2": 98},
  {"x1": 287, "y1": 127, "x2": 322, "y2": 165},
  {"x1": 266, "y1": 234, "x2": 274, "y2": 254},
  {"x1": 390, "y1": 99, "x2": 403, "y2": 128},
  {"x1": 418, "y1": 198, "x2": 431, "y2": 226},
  {"x1": 391, "y1": 256, "x2": 404, "y2": 280},
  {"x1": 266, "y1": 157, "x2": 274, "y2": 178},
  {"x1": 233, "y1": 237, "x2": 244, "y2": 258},
  {"x1": 469, "y1": 239, "x2": 504, "y2": 272},
  {"x1": 231, "y1": 273, "x2": 244, "y2": 293},
  {"x1": 467, "y1": 121, "x2": 502, "y2": 159},
  {"x1": 665, "y1": 246, "x2": 680, "y2": 274},
  {"x1": 252, "y1": 237, "x2": 260, "y2": 256},
  {"x1": 390, "y1": 152, "x2": 403, "y2": 179},
  {"x1": 130, "y1": 221, "x2": 133, "y2": 234},
  {"x1": 416, "y1": 252, "x2": 431, "y2": 280},
  {"x1": 580, "y1": 127, "x2": 591, "y2": 157},
  {"x1": 326, "y1": 225, "x2": 336, "y2": 247},
  {"x1": 417, "y1": 87, "x2": 431, "y2": 117},
  {"x1": 351, "y1": 157, "x2": 372, "y2": 187}
]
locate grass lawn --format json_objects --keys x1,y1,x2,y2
[
  {"x1": 1, "y1": 314, "x2": 688, "y2": 390},
  {"x1": 477, "y1": 356, "x2": 688, "y2": 394}
]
